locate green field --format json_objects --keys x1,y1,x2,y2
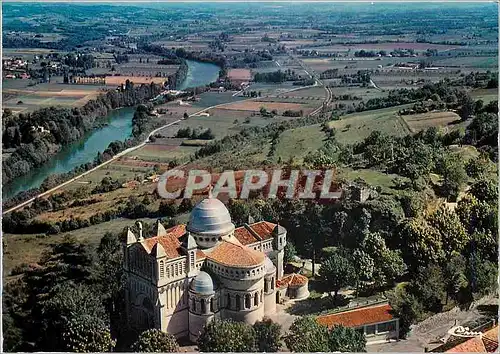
[
  {"x1": 470, "y1": 88, "x2": 498, "y2": 103},
  {"x1": 274, "y1": 125, "x2": 328, "y2": 161},
  {"x1": 433, "y1": 56, "x2": 498, "y2": 69},
  {"x1": 129, "y1": 145, "x2": 199, "y2": 163},
  {"x1": 327, "y1": 105, "x2": 412, "y2": 144},
  {"x1": 339, "y1": 168, "x2": 411, "y2": 196},
  {"x1": 273, "y1": 105, "x2": 413, "y2": 162}
]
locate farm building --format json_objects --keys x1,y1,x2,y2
[{"x1": 317, "y1": 301, "x2": 400, "y2": 345}]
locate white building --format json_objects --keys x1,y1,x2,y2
[{"x1": 123, "y1": 197, "x2": 308, "y2": 342}]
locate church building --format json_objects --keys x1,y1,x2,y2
[{"x1": 123, "y1": 197, "x2": 309, "y2": 341}]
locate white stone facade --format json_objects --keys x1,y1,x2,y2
[{"x1": 123, "y1": 197, "x2": 298, "y2": 342}]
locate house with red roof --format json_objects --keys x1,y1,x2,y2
[
  {"x1": 317, "y1": 301, "x2": 400, "y2": 345},
  {"x1": 430, "y1": 322, "x2": 498, "y2": 353}
]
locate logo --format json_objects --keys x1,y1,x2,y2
[{"x1": 157, "y1": 168, "x2": 342, "y2": 200}]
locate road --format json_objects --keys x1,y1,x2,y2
[
  {"x1": 3, "y1": 83, "x2": 325, "y2": 215},
  {"x1": 290, "y1": 54, "x2": 333, "y2": 117}
]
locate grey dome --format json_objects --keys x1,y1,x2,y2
[
  {"x1": 191, "y1": 271, "x2": 215, "y2": 294},
  {"x1": 187, "y1": 198, "x2": 235, "y2": 237},
  {"x1": 265, "y1": 257, "x2": 276, "y2": 275}
]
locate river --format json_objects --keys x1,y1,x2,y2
[{"x1": 3, "y1": 60, "x2": 221, "y2": 199}]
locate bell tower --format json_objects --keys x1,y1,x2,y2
[{"x1": 273, "y1": 224, "x2": 287, "y2": 278}]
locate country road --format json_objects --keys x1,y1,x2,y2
[{"x1": 3, "y1": 83, "x2": 324, "y2": 215}]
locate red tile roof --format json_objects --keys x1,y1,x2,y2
[
  {"x1": 445, "y1": 337, "x2": 487, "y2": 353},
  {"x1": 233, "y1": 221, "x2": 276, "y2": 246},
  {"x1": 483, "y1": 326, "x2": 499, "y2": 346},
  {"x1": 317, "y1": 303, "x2": 395, "y2": 329},
  {"x1": 234, "y1": 226, "x2": 258, "y2": 246},
  {"x1": 196, "y1": 249, "x2": 206, "y2": 260},
  {"x1": 142, "y1": 224, "x2": 186, "y2": 259},
  {"x1": 277, "y1": 273, "x2": 308, "y2": 288},
  {"x1": 165, "y1": 224, "x2": 186, "y2": 238},
  {"x1": 207, "y1": 240, "x2": 265, "y2": 267},
  {"x1": 432, "y1": 325, "x2": 498, "y2": 353},
  {"x1": 248, "y1": 221, "x2": 276, "y2": 240}
]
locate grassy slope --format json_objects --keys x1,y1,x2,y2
[{"x1": 327, "y1": 105, "x2": 412, "y2": 144}]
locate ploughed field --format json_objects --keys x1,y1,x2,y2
[{"x1": 2, "y1": 82, "x2": 103, "y2": 113}]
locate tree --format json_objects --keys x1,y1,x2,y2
[
  {"x1": 465, "y1": 156, "x2": 489, "y2": 179},
  {"x1": 178, "y1": 198, "x2": 194, "y2": 213},
  {"x1": 284, "y1": 316, "x2": 330, "y2": 352},
  {"x1": 361, "y1": 232, "x2": 406, "y2": 288},
  {"x1": 124, "y1": 196, "x2": 149, "y2": 218},
  {"x1": 408, "y1": 265, "x2": 446, "y2": 312},
  {"x1": 469, "y1": 179, "x2": 497, "y2": 204},
  {"x1": 387, "y1": 287, "x2": 424, "y2": 339},
  {"x1": 438, "y1": 154, "x2": 467, "y2": 201},
  {"x1": 400, "y1": 218, "x2": 444, "y2": 271},
  {"x1": 427, "y1": 205, "x2": 469, "y2": 258},
  {"x1": 443, "y1": 255, "x2": 468, "y2": 305},
  {"x1": 132, "y1": 329, "x2": 179, "y2": 352},
  {"x1": 61, "y1": 316, "x2": 115, "y2": 352},
  {"x1": 328, "y1": 325, "x2": 366, "y2": 352},
  {"x1": 159, "y1": 201, "x2": 178, "y2": 217},
  {"x1": 284, "y1": 241, "x2": 297, "y2": 264},
  {"x1": 319, "y1": 250, "x2": 356, "y2": 303},
  {"x1": 467, "y1": 230, "x2": 497, "y2": 263},
  {"x1": 34, "y1": 283, "x2": 110, "y2": 351},
  {"x1": 24, "y1": 235, "x2": 93, "y2": 303},
  {"x1": 456, "y1": 195, "x2": 497, "y2": 238},
  {"x1": 466, "y1": 255, "x2": 497, "y2": 298},
  {"x1": 93, "y1": 232, "x2": 124, "y2": 339},
  {"x1": 377, "y1": 249, "x2": 407, "y2": 288},
  {"x1": 197, "y1": 319, "x2": 256, "y2": 352},
  {"x1": 253, "y1": 317, "x2": 282, "y2": 352},
  {"x1": 350, "y1": 248, "x2": 374, "y2": 296},
  {"x1": 458, "y1": 94, "x2": 475, "y2": 120},
  {"x1": 299, "y1": 202, "x2": 331, "y2": 276}
]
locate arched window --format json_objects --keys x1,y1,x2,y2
[
  {"x1": 271, "y1": 277, "x2": 275, "y2": 290},
  {"x1": 201, "y1": 298, "x2": 206, "y2": 313},
  {"x1": 245, "y1": 294, "x2": 251, "y2": 309},
  {"x1": 254, "y1": 292, "x2": 258, "y2": 306},
  {"x1": 264, "y1": 279, "x2": 269, "y2": 293},
  {"x1": 191, "y1": 298, "x2": 196, "y2": 312},
  {"x1": 227, "y1": 293, "x2": 231, "y2": 310},
  {"x1": 159, "y1": 260, "x2": 164, "y2": 278},
  {"x1": 236, "y1": 295, "x2": 241, "y2": 311},
  {"x1": 175, "y1": 263, "x2": 179, "y2": 276},
  {"x1": 210, "y1": 298, "x2": 214, "y2": 312}
]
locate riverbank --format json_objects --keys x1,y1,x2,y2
[
  {"x1": 3, "y1": 107, "x2": 136, "y2": 199},
  {"x1": 2, "y1": 83, "x2": 162, "y2": 187},
  {"x1": 2, "y1": 59, "x2": 222, "y2": 207}
]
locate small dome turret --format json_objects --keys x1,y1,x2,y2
[
  {"x1": 190, "y1": 271, "x2": 215, "y2": 294},
  {"x1": 265, "y1": 257, "x2": 276, "y2": 275}
]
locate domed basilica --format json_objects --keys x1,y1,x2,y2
[{"x1": 123, "y1": 197, "x2": 309, "y2": 341}]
